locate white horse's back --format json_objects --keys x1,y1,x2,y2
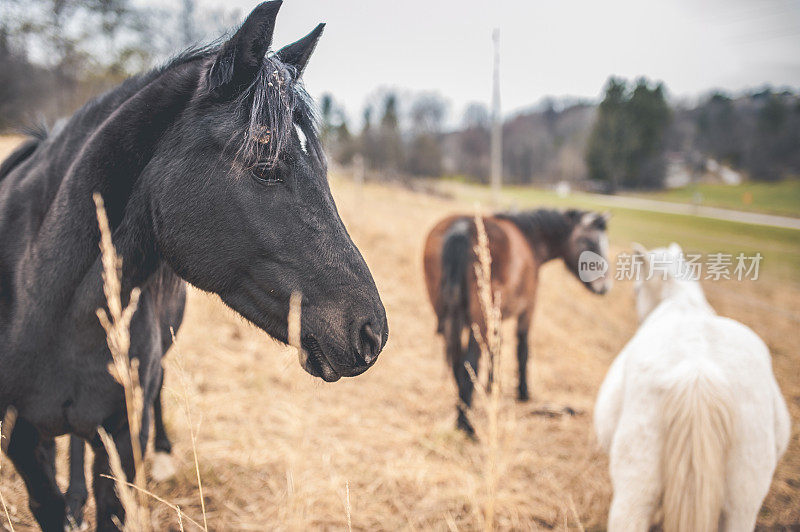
[{"x1": 595, "y1": 244, "x2": 790, "y2": 532}]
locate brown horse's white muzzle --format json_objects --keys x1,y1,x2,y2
[{"x1": 590, "y1": 276, "x2": 613, "y2": 295}]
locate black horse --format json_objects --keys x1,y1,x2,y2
[{"x1": 0, "y1": 2, "x2": 388, "y2": 530}]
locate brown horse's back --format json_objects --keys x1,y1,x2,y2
[{"x1": 423, "y1": 215, "x2": 539, "y2": 333}]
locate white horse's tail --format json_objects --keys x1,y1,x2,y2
[{"x1": 661, "y1": 370, "x2": 735, "y2": 532}]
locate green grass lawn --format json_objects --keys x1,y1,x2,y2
[
  {"x1": 632, "y1": 180, "x2": 800, "y2": 218},
  {"x1": 438, "y1": 181, "x2": 800, "y2": 283}
]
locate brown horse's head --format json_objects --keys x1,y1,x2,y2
[{"x1": 562, "y1": 210, "x2": 613, "y2": 294}]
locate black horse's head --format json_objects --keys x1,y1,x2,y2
[{"x1": 148, "y1": 2, "x2": 386, "y2": 381}]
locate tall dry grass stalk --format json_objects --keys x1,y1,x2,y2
[
  {"x1": 283, "y1": 291, "x2": 305, "y2": 527},
  {"x1": 288, "y1": 291, "x2": 303, "y2": 364},
  {"x1": 94, "y1": 192, "x2": 208, "y2": 531},
  {"x1": 97, "y1": 472, "x2": 202, "y2": 531},
  {"x1": 568, "y1": 495, "x2": 585, "y2": 532},
  {"x1": 0, "y1": 420, "x2": 14, "y2": 531},
  {"x1": 283, "y1": 293, "x2": 358, "y2": 530},
  {"x1": 93, "y1": 192, "x2": 149, "y2": 529},
  {"x1": 169, "y1": 328, "x2": 208, "y2": 532},
  {"x1": 97, "y1": 428, "x2": 141, "y2": 529},
  {"x1": 345, "y1": 480, "x2": 352, "y2": 532},
  {"x1": 470, "y1": 212, "x2": 505, "y2": 532}
]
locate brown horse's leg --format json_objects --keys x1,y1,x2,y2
[
  {"x1": 453, "y1": 331, "x2": 480, "y2": 437},
  {"x1": 516, "y1": 314, "x2": 533, "y2": 402}
]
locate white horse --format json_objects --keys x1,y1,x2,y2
[{"x1": 594, "y1": 243, "x2": 790, "y2": 532}]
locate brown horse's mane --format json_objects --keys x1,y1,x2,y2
[{"x1": 495, "y1": 208, "x2": 584, "y2": 262}]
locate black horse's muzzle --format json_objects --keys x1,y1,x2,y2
[{"x1": 300, "y1": 314, "x2": 387, "y2": 382}]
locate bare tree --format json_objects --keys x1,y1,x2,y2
[{"x1": 406, "y1": 93, "x2": 447, "y2": 177}]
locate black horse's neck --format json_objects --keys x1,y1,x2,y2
[
  {"x1": 5, "y1": 58, "x2": 204, "y2": 335},
  {"x1": 495, "y1": 209, "x2": 573, "y2": 263}
]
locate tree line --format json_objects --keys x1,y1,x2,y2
[
  {"x1": 1, "y1": 0, "x2": 798, "y2": 189},
  {"x1": 687, "y1": 89, "x2": 800, "y2": 183},
  {"x1": 322, "y1": 91, "x2": 449, "y2": 180},
  {"x1": 0, "y1": 0, "x2": 238, "y2": 130},
  {"x1": 324, "y1": 81, "x2": 799, "y2": 190},
  {"x1": 587, "y1": 78, "x2": 800, "y2": 189}
]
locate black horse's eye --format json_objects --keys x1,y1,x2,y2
[{"x1": 250, "y1": 162, "x2": 283, "y2": 185}]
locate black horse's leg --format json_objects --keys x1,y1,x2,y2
[
  {"x1": 454, "y1": 332, "x2": 480, "y2": 437},
  {"x1": 92, "y1": 430, "x2": 131, "y2": 531},
  {"x1": 150, "y1": 368, "x2": 177, "y2": 482},
  {"x1": 65, "y1": 435, "x2": 89, "y2": 530},
  {"x1": 92, "y1": 409, "x2": 151, "y2": 531},
  {"x1": 153, "y1": 369, "x2": 171, "y2": 454},
  {"x1": 41, "y1": 437, "x2": 56, "y2": 479},
  {"x1": 6, "y1": 418, "x2": 65, "y2": 531},
  {"x1": 516, "y1": 321, "x2": 531, "y2": 402}
]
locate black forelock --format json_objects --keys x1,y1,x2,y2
[{"x1": 232, "y1": 53, "x2": 322, "y2": 169}]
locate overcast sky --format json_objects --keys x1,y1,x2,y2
[{"x1": 193, "y1": 0, "x2": 800, "y2": 124}]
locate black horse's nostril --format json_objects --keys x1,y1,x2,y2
[{"x1": 357, "y1": 321, "x2": 381, "y2": 366}]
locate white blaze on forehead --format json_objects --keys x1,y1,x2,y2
[
  {"x1": 592, "y1": 216, "x2": 612, "y2": 292},
  {"x1": 579, "y1": 212, "x2": 610, "y2": 264},
  {"x1": 599, "y1": 231, "x2": 609, "y2": 260},
  {"x1": 294, "y1": 123, "x2": 308, "y2": 154}
]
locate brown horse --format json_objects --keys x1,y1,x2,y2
[{"x1": 423, "y1": 209, "x2": 611, "y2": 435}]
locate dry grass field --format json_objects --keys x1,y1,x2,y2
[{"x1": 0, "y1": 136, "x2": 798, "y2": 530}]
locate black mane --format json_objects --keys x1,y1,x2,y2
[
  {"x1": 24, "y1": 42, "x2": 321, "y2": 172},
  {"x1": 497, "y1": 208, "x2": 574, "y2": 238},
  {"x1": 495, "y1": 208, "x2": 585, "y2": 260}
]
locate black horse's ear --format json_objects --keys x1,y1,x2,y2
[
  {"x1": 276, "y1": 23, "x2": 325, "y2": 77},
  {"x1": 564, "y1": 209, "x2": 583, "y2": 225},
  {"x1": 207, "y1": 1, "x2": 283, "y2": 96}
]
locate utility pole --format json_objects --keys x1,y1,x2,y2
[{"x1": 490, "y1": 28, "x2": 502, "y2": 204}]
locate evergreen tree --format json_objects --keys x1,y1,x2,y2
[
  {"x1": 586, "y1": 77, "x2": 628, "y2": 191},
  {"x1": 585, "y1": 77, "x2": 671, "y2": 191},
  {"x1": 696, "y1": 92, "x2": 743, "y2": 167},
  {"x1": 749, "y1": 90, "x2": 789, "y2": 181},
  {"x1": 626, "y1": 79, "x2": 671, "y2": 188}
]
